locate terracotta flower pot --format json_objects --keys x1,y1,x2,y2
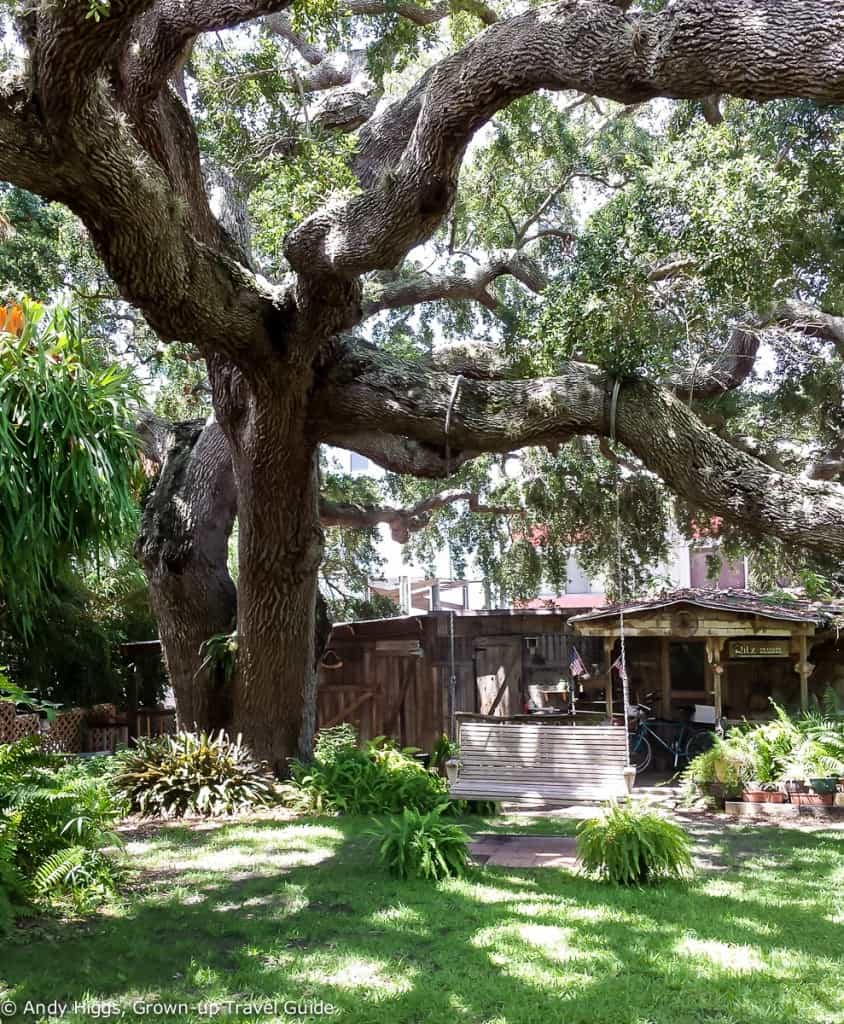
[
  {"x1": 792, "y1": 792, "x2": 834, "y2": 807},
  {"x1": 742, "y1": 789, "x2": 785, "y2": 804},
  {"x1": 784, "y1": 780, "x2": 808, "y2": 796}
]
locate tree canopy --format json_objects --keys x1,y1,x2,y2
[{"x1": 0, "y1": 0, "x2": 841, "y2": 765}]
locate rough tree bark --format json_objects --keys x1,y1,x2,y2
[
  {"x1": 135, "y1": 414, "x2": 237, "y2": 730},
  {"x1": 208, "y1": 353, "x2": 326, "y2": 768},
  {"x1": 138, "y1": 409, "x2": 515, "y2": 743},
  {"x1": 1, "y1": 0, "x2": 843, "y2": 768}
]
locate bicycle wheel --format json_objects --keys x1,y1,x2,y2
[
  {"x1": 629, "y1": 733, "x2": 652, "y2": 773},
  {"x1": 685, "y1": 729, "x2": 715, "y2": 760}
]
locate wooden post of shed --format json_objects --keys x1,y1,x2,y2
[
  {"x1": 603, "y1": 635, "x2": 614, "y2": 720},
  {"x1": 707, "y1": 638, "x2": 724, "y2": 722},
  {"x1": 798, "y1": 632, "x2": 810, "y2": 712},
  {"x1": 659, "y1": 637, "x2": 671, "y2": 718}
]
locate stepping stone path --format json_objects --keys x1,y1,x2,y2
[{"x1": 469, "y1": 833, "x2": 579, "y2": 869}]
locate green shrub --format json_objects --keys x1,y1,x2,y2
[
  {"x1": 369, "y1": 806, "x2": 470, "y2": 881},
  {"x1": 111, "y1": 730, "x2": 276, "y2": 818},
  {"x1": 0, "y1": 737, "x2": 124, "y2": 920},
  {"x1": 289, "y1": 726, "x2": 449, "y2": 815},
  {"x1": 577, "y1": 801, "x2": 694, "y2": 886},
  {"x1": 313, "y1": 723, "x2": 358, "y2": 764}
]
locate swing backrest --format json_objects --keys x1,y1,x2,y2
[{"x1": 449, "y1": 716, "x2": 632, "y2": 806}]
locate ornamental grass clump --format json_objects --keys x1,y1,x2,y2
[
  {"x1": 577, "y1": 801, "x2": 694, "y2": 886},
  {"x1": 369, "y1": 806, "x2": 470, "y2": 881},
  {"x1": 111, "y1": 730, "x2": 276, "y2": 818}
]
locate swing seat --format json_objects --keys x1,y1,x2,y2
[{"x1": 448, "y1": 716, "x2": 635, "y2": 806}]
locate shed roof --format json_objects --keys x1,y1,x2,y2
[{"x1": 569, "y1": 588, "x2": 844, "y2": 628}]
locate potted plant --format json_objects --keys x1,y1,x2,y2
[
  {"x1": 682, "y1": 738, "x2": 743, "y2": 808},
  {"x1": 808, "y1": 776, "x2": 838, "y2": 797},
  {"x1": 741, "y1": 780, "x2": 786, "y2": 803},
  {"x1": 782, "y1": 744, "x2": 835, "y2": 806}
]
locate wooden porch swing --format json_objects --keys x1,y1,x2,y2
[
  {"x1": 447, "y1": 715, "x2": 635, "y2": 806},
  {"x1": 446, "y1": 380, "x2": 636, "y2": 806}
]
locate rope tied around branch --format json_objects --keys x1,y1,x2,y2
[
  {"x1": 608, "y1": 377, "x2": 631, "y2": 763},
  {"x1": 444, "y1": 373, "x2": 464, "y2": 477}
]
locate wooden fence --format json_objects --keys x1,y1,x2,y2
[{"x1": 0, "y1": 700, "x2": 176, "y2": 753}]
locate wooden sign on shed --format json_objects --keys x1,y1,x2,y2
[{"x1": 728, "y1": 639, "x2": 790, "y2": 659}]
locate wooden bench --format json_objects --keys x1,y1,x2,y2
[{"x1": 447, "y1": 716, "x2": 635, "y2": 806}]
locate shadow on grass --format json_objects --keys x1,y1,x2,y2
[{"x1": 1, "y1": 816, "x2": 842, "y2": 1024}]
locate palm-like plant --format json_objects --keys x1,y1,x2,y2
[
  {"x1": 111, "y1": 731, "x2": 276, "y2": 817},
  {"x1": 0, "y1": 296, "x2": 141, "y2": 632}
]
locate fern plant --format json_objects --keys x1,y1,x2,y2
[
  {"x1": 0, "y1": 738, "x2": 123, "y2": 917},
  {"x1": 289, "y1": 726, "x2": 449, "y2": 815},
  {"x1": 0, "y1": 811, "x2": 29, "y2": 933},
  {"x1": 111, "y1": 730, "x2": 276, "y2": 818},
  {"x1": 369, "y1": 807, "x2": 470, "y2": 881},
  {"x1": 577, "y1": 801, "x2": 694, "y2": 886},
  {"x1": 32, "y1": 846, "x2": 116, "y2": 900}
]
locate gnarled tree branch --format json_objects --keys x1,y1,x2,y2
[
  {"x1": 315, "y1": 337, "x2": 844, "y2": 559},
  {"x1": 123, "y1": 0, "x2": 293, "y2": 105},
  {"x1": 321, "y1": 488, "x2": 518, "y2": 543},
  {"x1": 362, "y1": 251, "x2": 547, "y2": 317},
  {"x1": 671, "y1": 322, "x2": 761, "y2": 399},
  {"x1": 286, "y1": 0, "x2": 844, "y2": 280}
]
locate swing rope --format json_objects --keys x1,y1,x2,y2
[{"x1": 609, "y1": 378, "x2": 631, "y2": 765}]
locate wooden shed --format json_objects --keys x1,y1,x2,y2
[
  {"x1": 316, "y1": 606, "x2": 605, "y2": 751},
  {"x1": 570, "y1": 588, "x2": 844, "y2": 725}
]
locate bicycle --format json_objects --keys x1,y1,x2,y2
[{"x1": 627, "y1": 703, "x2": 716, "y2": 773}]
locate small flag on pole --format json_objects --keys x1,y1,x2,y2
[
  {"x1": 611, "y1": 654, "x2": 628, "y2": 683},
  {"x1": 569, "y1": 646, "x2": 587, "y2": 678}
]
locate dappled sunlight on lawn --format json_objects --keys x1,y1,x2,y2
[
  {"x1": 1, "y1": 813, "x2": 842, "y2": 1024},
  {"x1": 675, "y1": 936, "x2": 766, "y2": 974},
  {"x1": 306, "y1": 955, "x2": 416, "y2": 996},
  {"x1": 448, "y1": 874, "x2": 540, "y2": 905},
  {"x1": 368, "y1": 904, "x2": 427, "y2": 934}
]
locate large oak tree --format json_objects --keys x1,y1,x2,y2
[{"x1": 2, "y1": 0, "x2": 843, "y2": 770}]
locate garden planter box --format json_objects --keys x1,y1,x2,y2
[
  {"x1": 742, "y1": 790, "x2": 785, "y2": 804},
  {"x1": 791, "y1": 792, "x2": 834, "y2": 807}
]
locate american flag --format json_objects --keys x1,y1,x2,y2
[
  {"x1": 569, "y1": 646, "x2": 587, "y2": 678},
  {"x1": 611, "y1": 654, "x2": 628, "y2": 683}
]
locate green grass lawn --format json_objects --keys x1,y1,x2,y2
[{"x1": 1, "y1": 812, "x2": 842, "y2": 1024}]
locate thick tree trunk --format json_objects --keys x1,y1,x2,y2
[
  {"x1": 136, "y1": 418, "x2": 237, "y2": 730},
  {"x1": 212, "y1": 359, "x2": 324, "y2": 773}
]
